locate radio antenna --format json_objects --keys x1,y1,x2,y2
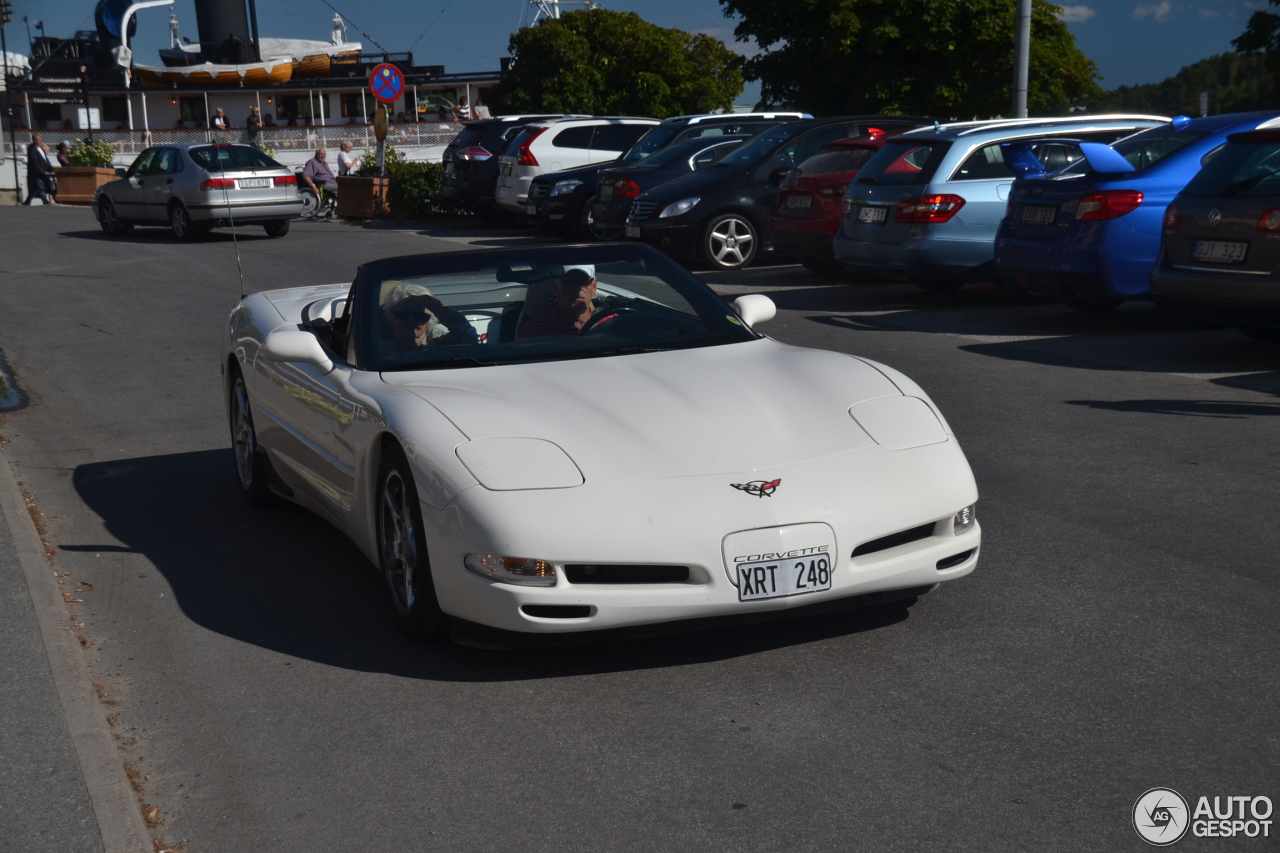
[{"x1": 216, "y1": 146, "x2": 247, "y2": 301}]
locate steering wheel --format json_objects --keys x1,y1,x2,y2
[{"x1": 581, "y1": 307, "x2": 636, "y2": 335}]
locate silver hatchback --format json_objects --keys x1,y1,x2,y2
[{"x1": 92, "y1": 143, "x2": 305, "y2": 241}]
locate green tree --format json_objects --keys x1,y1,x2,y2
[
  {"x1": 1090, "y1": 53, "x2": 1273, "y2": 116},
  {"x1": 487, "y1": 10, "x2": 743, "y2": 117},
  {"x1": 1233, "y1": 0, "x2": 1280, "y2": 101},
  {"x1": 718, "y1": 0, "x2": 1102, "y2": 118}
]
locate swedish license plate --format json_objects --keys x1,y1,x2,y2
[
  {"x1": 626, "y1": 225, "x2": 641, "y2": 238},
  {"x1": 1022, "y1": 204, "x2": 1056, "y2": 225},
  {"x1": 444, "y1": 162, "x2": 454, "y2": 174},
  {"x1": 1193, "y1": 240, "x2": 1248, "y2": 264},
  {"x1": 786, "y1": 194, "x2": 812, "y2": 209},
  {"x1": 525, "y1": 203, "x2": 537, "y2": 215},
  {"x1": 501, "y1": 163, "x2": 512, "y2": 176},
  {"x1": 858, "y1": 205, "x2": 888, "y2": 224},
  {"x1": 600, "y1": 184, "x2": 613, "y2": 198},
  {"x1": 735, "y1": 553, "x2": 832, "y2": 601},
  {"x1": 238, "y1": 178, "x2": 270, "y2": 188}
]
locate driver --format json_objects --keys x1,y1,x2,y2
[
  {"x1": 518, "y1": 267, "x2": 620, "y2": 338},
  {"x1": 384, "y1": 283, "x2": 479, "y2": 352}
]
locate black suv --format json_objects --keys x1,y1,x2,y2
[
  {"x1": 441, "y1": 115, "x2": 583, "y2": 217},
  {"x1": 624, "y1": 115, "x2": 932, "y2": 269},
  {"x1": 530, "y1": 113, "x2": 809, "y2": 240}
]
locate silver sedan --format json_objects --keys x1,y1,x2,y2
[{"x1": 92, "y1": 143, "x2": 305, "y2": 241}]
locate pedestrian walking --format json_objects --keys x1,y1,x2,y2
[
  {"x1": 337, "y1": 141, "x2": 358, "y2": 176},
  {"x1": 25, "y1": 134, "x2": 56, "y2": 205},
  {"x1": 212, "y1": 108, "x2": 229, "y2": 131},
  {"x1": 55, "y1": 141, "x2": 72, "y2": 167}
]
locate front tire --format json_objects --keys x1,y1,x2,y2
[
  {"x1": 377, "y1": 443, "x2": 447, "y2": 642},
  {"x1": 229, "y1": 369, "x2": 278, "y2": 509},
  {"x1": 263, "y1": 219, "x2": 290, "y2": 238},
  {"x1": 580, "y1": 196, "x2": 619, "y2": 241},
  {"x1": 703, "y1": 213, "x2": 758, "y2": 270},
  {"x1": 98, "y1": 197, "x2": 131, "y2": 236}
]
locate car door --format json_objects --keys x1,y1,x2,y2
[
  {"x1": 113, "y1": 148, "x2": 155, "y2": 221},
  {"x1": 145, "y1": 148, "x2": 184, "y2": 215}
]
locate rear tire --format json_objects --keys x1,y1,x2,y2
[
  {"x1": 377, "y1": 443, "x2": 447, "y2": 642},
  {"x1": 263, "y1": 219, "x2": 290, "y2": 238},
  {"x1": 170, "y1": 203, "x2": 207, "y2": 242},
  {"x1": 1063, "y1": 298, "x2": 1122, "y2": 313}
]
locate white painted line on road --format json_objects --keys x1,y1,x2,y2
[{"x1": 0, "y1": 451, "x2": 152, "y2": 853}]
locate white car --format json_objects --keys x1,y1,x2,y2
[
  {"x1": 224, "y1": 244, "x2": 979, "y2": 643},
  {"x1": 494, "y1": 117, "x2": 659, "y2": 216}
]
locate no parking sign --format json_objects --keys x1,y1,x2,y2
[{"x1": 369, "y1": 64, "x2": 404, "y2": 105}]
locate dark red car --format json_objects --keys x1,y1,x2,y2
[{"x1": 769, "y1": 129, "x2": 894, "y2": 272}]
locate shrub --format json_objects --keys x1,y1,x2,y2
[
  {"x1": 66, "y1": 138, "x2": 116, "y2": 167},
  {"x1": 386, "y1": 161, "x2": 464, "y2": 219}
]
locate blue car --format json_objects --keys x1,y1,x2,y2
[{"x1": 995, "y1": 111, "x2": 1280, "y2": 311}]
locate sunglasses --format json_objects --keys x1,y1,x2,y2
[{"x1": 392, "y1": 309, "x2": 432, "y2": 324}]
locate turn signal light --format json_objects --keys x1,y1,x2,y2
[
  {"x1": 1076, "y1": 189, "x2": 1143, "y2": 220},
  {"x1": 274, "y1": 175, "x2": 296, "y2": 186},
  {"x1": 615, "y1": 178, "x2": 641, "y2": 199},
  {"x1": 200, "y1": 178, "x2": 235, "y2": 189},
  {"x1": 1162, "y1": 202, "x2": 1181, "y2": 230},
  {"x1": 953, "y1": 505, "x2": 976, "y2": 535},
  {"x1": 1257, "y1": 207, "x2": 1280, "y2": 232},
  {"x1": 464, "y1": 553, "x2": 556, "y2": 587},
  {"x1": 895, "y1": 194, "x2": 966, "y2": 224},
  {"x1": 515, "y1": 127, "x2": 547, "y2": 167}
]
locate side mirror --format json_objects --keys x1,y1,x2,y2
[
  {"x1": 768, "y1": 167, "x2": 792, "y2": 186},
  {"x1": 115, "y1": 167, "x2": 128, "y2": 178},
  {"x1": 734, "y1": 294, "x2": 776, "y2": 329},
  {"x1": 301, "y1": 297, "x2": 347, "y2": 330},
  {"x1": 263, "y1": 329, "x2": 333, "y2": 374}
]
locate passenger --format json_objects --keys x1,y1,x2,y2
[
  {"x1": 518, "y1": 268, "x2": 619, "y2": 338},
  {"x1": 384, "y1": 283, "x2": 479, "y2": 352}
]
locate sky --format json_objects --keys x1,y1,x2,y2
[{"x1": 5, "y1": 0, "x2": 1270, "y2": 100}]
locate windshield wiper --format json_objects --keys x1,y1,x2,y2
[
  {"x1": 552, "y1": 346, "x2": 672, "y2": 361},
  {"x1": 1221, "y1": 169, "x2": 1280, "y2": 197}
]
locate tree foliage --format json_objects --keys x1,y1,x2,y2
[
  {"x1": 487, "y1": 10, "x2": 743, "y2": 118},
  {"x1": 718, "y1": 0, "x2": 1102, "y2": 118},
  {"x1": 1233, "y1": 0, "x2": 1280, "y2": 101},
  {"x1": 1091, "y1": 53, "x2": 1272, "y2": 117}
]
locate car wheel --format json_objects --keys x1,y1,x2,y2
[
  {"x1": 377, "y1": 443, "x2": 447, "y2": 642},
  {"x1": 228, "y1": 368, "x2": 278, "y2": 509},
  {"x1": 98, "y1": 198, "x2": 131, "y2": 236},
  {"x1": 169, "y1": 203, "x2": 206, "y2": 242},
  {"x1": 704, "y1": 213, "x2": 758, "y2": 270},
  {"x1": 580, "y1": 196, "x2": 619, "y2": 241},
  {"x1": 914, "y1": 278, "x2": 966, "y2": 293},
  {"x1": 1063, "y1": 298, "x2": 1122, "y2": 313},
  {"x1": 1239, "y1": 324, "x2": 1280, "y2": 344},
  {"x1": 263, "y1": 219, "x2": 290, "y2": 238},
  {"x1": 800, "y1": 257, "x2": 843, "y2": 274}
]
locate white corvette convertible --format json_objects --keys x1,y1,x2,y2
[{"x1": 224, "y1": 244, "x2": 979, "y2": 643}]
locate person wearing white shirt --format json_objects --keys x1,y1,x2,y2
[{"x1": 337, "y1": 141, "x2": 359, "y2": 176}]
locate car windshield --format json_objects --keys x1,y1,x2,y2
[
  {"x1": 188, "y1": 145, "x2": 282, "y2": 171},
  {"x1": 621, "y1": 126, "x2": 682, "y2": 163},
  {"x1": 630, "y1": 140, "x2": 737, "y2": 170},
  {"x1": 798, "y1": 146, "x2": 879, "y2": 176},
  {"x1": 713, "y1": 123, "x2": 811, "y2": 168},
  {"x1": 853, "y1": 140, "x2": 951, "y2": 186},
  {"x1": 1181, "y1": 138, "x2": 1280, "y2": 197},
  {"x1": 1111, "y1": 125, "x2": 1205, "y2": 171},
  {"x1": 356, "y1": 245, "x2": 757, "y2": 371}
]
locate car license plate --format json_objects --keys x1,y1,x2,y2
[
  {"x1": 444, "y1": 162, "x2": 454, "y2": 174},
  {"x1": 858, "y1": 205, "x2": 888, "y2": 224},
  {"x1": 238, "y1": 178, "x2": 270, "y2": 188},
  {"x1": 1022, "y1": 204, "x2": 1056, "y2": 225},
  {"x1": 600, "y1": 184, "x2": 613, "y2": 198},
  {"x1": 525, "y1": 203, "x2": 537, "y2": 215},
  {"x1": 786, "y1": 194, "x2": 812, "y2": 209},
  {"x1": 626, "y1": 225, "x2": 641, "y2": 239},
  {"x1": 501, "y1": 163, "x2": 512, "y2": 176},
  {"x1": 1193, "y1": 240, "x2": 1248, "y2": 264},
  {"x1": 735, "y1": 553, "x2": 832, "y2": 602}
]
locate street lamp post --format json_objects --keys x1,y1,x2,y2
[{"x1": 1012, "y1": 0, "x2": 1031, "y2": 118}]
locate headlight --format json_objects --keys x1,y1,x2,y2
[
  {"x1": 465, "y1": 553, "x2": 556, "y2": 587},
  {"x1": 659, "y1": 197, "x2": 700, "y2": 218},
  {"x1": 549, "y1": 180, "x2": 582, "y2": 197},
  {"x1": 953, "y1": 505, "x2": 976, "y2": 535}
]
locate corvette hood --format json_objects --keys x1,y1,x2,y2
[{"x1": 382, "y1": 339, "x2": 906, "y2": 482}]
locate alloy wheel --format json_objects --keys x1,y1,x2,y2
[
  {"x1": 708, "y1": 216, "x2": 756, "y2": 268},
  {"x1": 100, "y1": 199, "x2": 120, "y2": 234},
  {"x1": 380, "y1": 469, "x2": 417, "y2": 615}
]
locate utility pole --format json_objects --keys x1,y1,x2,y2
[
  {"x1": 0, "y1": 0, "x2": 20, "y2": 204},
  {"x1": 1012, "y1": 0, "x2": 1031, "y2": 118}
]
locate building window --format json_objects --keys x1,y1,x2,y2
[
  {"x1": 31, "y1": 102, "x2": 63, "y2": 124},
  {"x1": 179, "y1": 96, "x2": 207, "y2": 125},
  {"x1": 340, "y1": 92, "x2": 377, "y2": 121},
  {"x1": 276, "y1": 94, "x2": 329, "y2": 124},
  {"x1": 101, "y1": 96, "x2": 128, "y2": 123}
]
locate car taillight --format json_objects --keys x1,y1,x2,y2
[
  {"x1": 460, "y1": 145, "x2": 492, "y2": 161},
  {"x1": 201, "y1": 178, "x2": 235, "y2": 189},
  {"x1": 1257, "y1": 207, "x2": 1280, "y2": 232},
  {"x1": 274, "y1": 175, "x2": 296, "y2": 186},
  {"x1": 615, "y1": 179, "x2": 641, "y2": 199},
  {"x1": 895, "y1": 194, "x2": 965, "y2": 224},
  {"x1": 1162, "y1": 203, "x2": 1181, "y2": 230},
  {"x1": 516, "y1": 128, "x2": 547, "y2": 167},
  {"x1": 1076, "y1": 189, "x2": 1143, "y2": 221}
]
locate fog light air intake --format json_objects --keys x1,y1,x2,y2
[
  {"x1": 465, "y1": 554, "x2": 556, "y2": 587},
  {"x1": 953, "y1": 505, "x2": 976, "y2": 535}
]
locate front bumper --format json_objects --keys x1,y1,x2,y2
[
  {"x1": 422, "y1": 440, "x2": 980, "y2": 634},
  {"x1": 625, "y1": 217, "x2": 699, "y2": 260}
]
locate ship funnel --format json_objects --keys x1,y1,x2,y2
[{"x1": 193, "y1": 0, "x2": 260, "y2": 64}]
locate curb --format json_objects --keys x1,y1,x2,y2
[{"x1": 0, "y1": 448, "x2": 152, "y2": 853}]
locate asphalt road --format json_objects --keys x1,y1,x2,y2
[{"x1": 0, "y1": 206, "x2": 1276, "y2": 852}]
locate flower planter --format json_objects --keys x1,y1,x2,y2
[
  {"x1": 55, "y1": 167, "x2": 117, "y2": 205},
  {"x1": 336, "y1": 176, "x2": 390, "y2": 219}
]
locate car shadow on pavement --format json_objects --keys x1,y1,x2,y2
[
  {"x1": 69, "y1": 449, "x2": 913, "y2": 682},
  {"x1": 1063, "y1": 398, "x2": 1280, "y2": 418},
  {"x1": 58, "y1": 228, "x2": 277, "y2": 243}
]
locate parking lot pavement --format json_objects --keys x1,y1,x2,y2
[{"x1": 0, "y1": 206, "x2": 1276, "y2": 851}]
